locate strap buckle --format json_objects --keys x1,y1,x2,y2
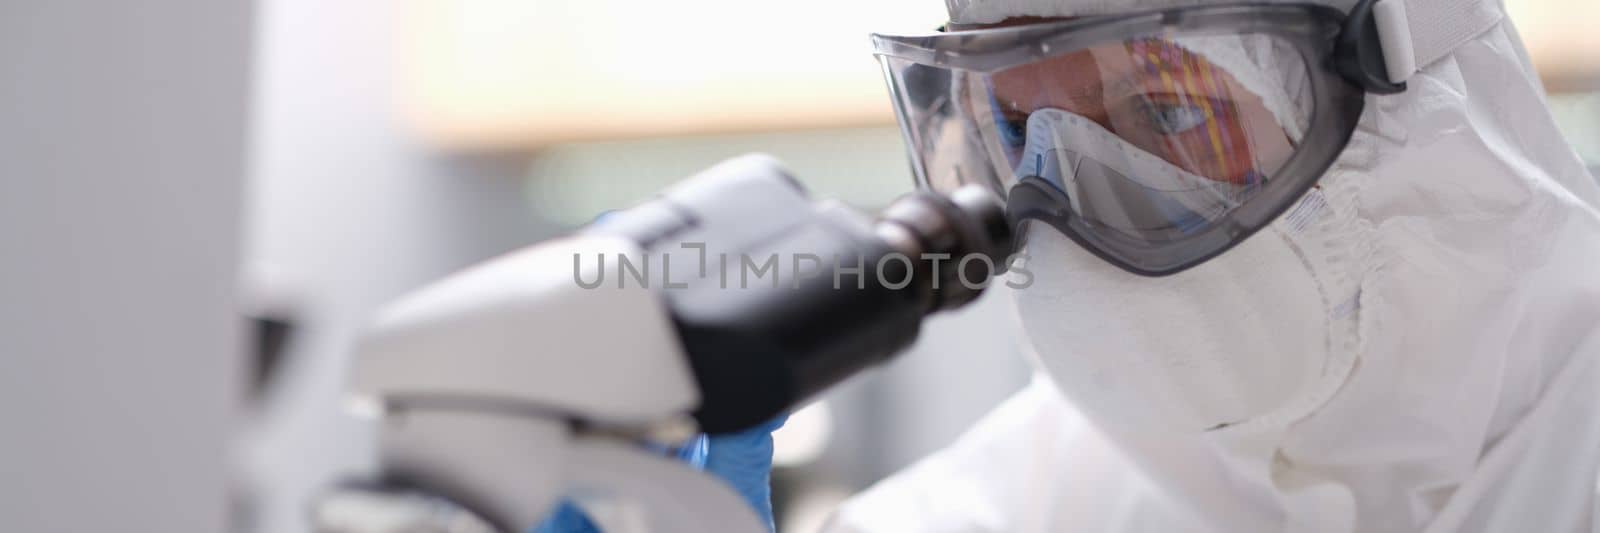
[{"x1": 1336, "y1": 0, "x2": 1411, "y2": 94}]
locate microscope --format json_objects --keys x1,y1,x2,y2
[{"x1": 312, "y1": 155, "x2": 1013, "y2": 532}]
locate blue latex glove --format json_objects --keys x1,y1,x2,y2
[{"x1": 532, "y1": 415, "x2": 787, "y2": 533}]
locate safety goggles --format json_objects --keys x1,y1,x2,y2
[{"x1": 872, "y1": 2, "x2": 1402, "y2": 276}]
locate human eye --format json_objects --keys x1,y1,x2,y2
[
  {"x1": 998, "y1": 114, "x2": 1028, "y2": 147},
  {"x1": 1139, "y1": 101, "x2": 1210, "y2": 135},
  {"x1": 988, "y1": 97, "x2": 1029, "y2": 149}
]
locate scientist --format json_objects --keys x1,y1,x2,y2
[{"x1": 556, "y1": 0, "x2": 1600, "y2": 531}]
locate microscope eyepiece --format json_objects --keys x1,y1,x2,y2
[
  {"x1": 875, "y1": 184, "x2": 1013, "y2": 312},
  {"x1": 583, "y1": 156, "x2": 1015, "y2": 434}
]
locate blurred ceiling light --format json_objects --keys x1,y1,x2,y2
[
  {"x1": 398, "y1": 0, "x2": 946, "y2": 150},
  {"x1": 1506, "y1": 0, "x2": 1600, "y2": 91}
]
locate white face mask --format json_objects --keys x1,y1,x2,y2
[
  {"x1": 1012, "y1": 220, "x2": 1330, "y2": 433},
  {"x1": 1007, "y1": 104, "x2": 1341, "y2": 434}
]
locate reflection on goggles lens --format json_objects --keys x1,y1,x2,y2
[
  {"x1": 981, "y1": 38, "x2": 1294, "y2": 186},
  {"x1": 964, "y1": 36, "x2": 1300, "y2": 241},
  {"x1": 878, "y1": 14, "x2": 1360, "y2": 274},
  {"x1": 1015, "y1": 108, "x2": 1253, "y2": 239}
]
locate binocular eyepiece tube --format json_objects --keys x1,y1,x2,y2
[{"x1": 314, "y1": 156, "x2": 1014, "y2": 533}]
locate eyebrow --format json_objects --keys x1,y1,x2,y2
[{"x1": 990, "y1": 70, "x2": 1127, "y2": 115}]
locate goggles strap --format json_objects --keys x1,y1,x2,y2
[{"x1": 1377, "y1": 0, "x2": 1505, "y2": 84}]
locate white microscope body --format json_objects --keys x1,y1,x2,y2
[
  {"x1": 318, "y1": 155, "x2": 1011, "y2": 533},
  {"x1": 343, "y1": 234, "x2": 759, "y2": 532}
]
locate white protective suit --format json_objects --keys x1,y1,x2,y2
[{"x1": 828, "y1": 0, "x2": 1600, "y2": 531}]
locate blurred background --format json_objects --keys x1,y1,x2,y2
[{"x1": 2, "y1": 1, "x2": 1597, "y2": 532}]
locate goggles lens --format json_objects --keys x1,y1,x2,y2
[{"x1": 876, "y1": 13, "x2": 1361, "y2": 275}]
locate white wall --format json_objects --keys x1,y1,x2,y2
[
  {"x1": 239, "y1": 1, "x2": 547, "y2": 532},
  {"x1": 0, "y1": 2, "x2": 253, "y2": 532}
]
